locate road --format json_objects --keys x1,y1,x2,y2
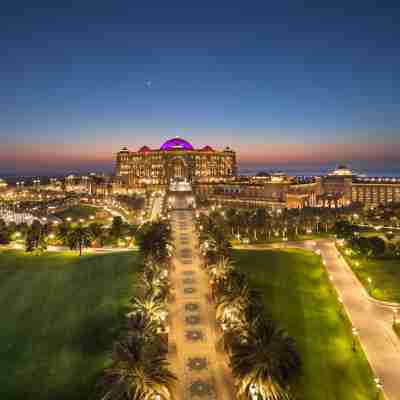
[
  {"x1": 237, "y1": 240, "x2": 400, "y2": 400},
  {"x1": 167, "y1": 193, "x2": 235, "y2": 399}
]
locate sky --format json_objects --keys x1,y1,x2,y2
[{"x1": 3, "y1": 0, "x2": 400, "y2": 175}]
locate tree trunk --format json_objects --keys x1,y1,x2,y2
[{"x1": 79, "y1": 243, "x2": 82, "y2": 256}]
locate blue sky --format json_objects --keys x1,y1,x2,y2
[{"x1": 3, "y1": 1, "x2": 400, "y2": 175}]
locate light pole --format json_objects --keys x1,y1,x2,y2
[
  {"x1": 367, "y1": 277, "x2": 373, "y2": 294},
  {"x1": 374, "y1": 377, "x2": 383, "y2": 400},
  {"x1": 392, "y1": 308, "x2": 399, "y2": 326},
  {"x1": 351, "y1": 327, "x2": 359, "y2": 352}
]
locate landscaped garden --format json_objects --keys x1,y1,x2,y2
[
  {"x1": 0, "y1": 250, "x2": 141, "y2": 400},
  {"x1": 54, "y1": 204, "x2": 110, "y2": 223},
  {"x1": 232, "y1": 248, "x2": 376, "y2": 400}
]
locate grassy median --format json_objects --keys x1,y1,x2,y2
[
  {"x1": 0, "y1": 250, "x2": 140, "y2": 400},
  {"x1": 233, "y1": 248, "x2": 376, "y2": 400}
]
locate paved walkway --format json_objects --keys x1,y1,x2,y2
[
  {"x1": 149, "y1": 195, "x2": 163, "y2": 222},
  {"x1": 167, "y1": 194, "x2": 235, "y2": 399},
  {"x1": 237, "y1": 240, "x2": 400, "y2": 400}
]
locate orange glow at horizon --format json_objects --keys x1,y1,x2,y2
[{"x1": 8, "y1": 139, "x2": 400, "y2": 173}]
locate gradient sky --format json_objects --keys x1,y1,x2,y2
[{"x1": 3, "y1": 1, "x2": 400, "y2": 175}]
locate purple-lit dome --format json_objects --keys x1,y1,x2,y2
[{"x1": 160, "y1": 137, "x2": 193, "y2": 151}]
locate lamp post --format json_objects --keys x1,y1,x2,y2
[
  {"x1": 351, "y1": 327, "x2": 359, "y2": 352},
  {"x1": 338, "y1": 296, "x2": 344, "y2": 316},
  {"x1": 392, "y1": 308, "x2": 399, "y2": 326},
  {"x1": 367, "y1": 277, "x2": 373, "y2": 294},
  {"x1": 374, "y1": 377, "x2": 383, "y2": 400}
]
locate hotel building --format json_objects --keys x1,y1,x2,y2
[{"x1": 116, "y1": 137, "x2": 237, "y2": 187}]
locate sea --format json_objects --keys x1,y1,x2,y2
[
  {"x1": 2, "y1": 164, "x2": 400, "y2": 183},
  {"x1": 239, "y1": 165, "x2": 400, "y2": 178}
]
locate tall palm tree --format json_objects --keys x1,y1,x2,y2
[
  {"x1": 252, "y1": 209, "x2": 267, "y2": 241},
  {"x1": 136, "y1": 221, "x2": 172, "y2": 263},
  {"x1": 231, "y1": 318, "x2": 301, "y2": 400},
  {"x1": 68, "y1": 226, "x2": 92, "y2": 256},
  {"x1": 217, "y1": 284, "x2": 261, "y2": 326},
  {"x1": 25, "y1": 220, "x2": 47, "y2": 253},
  {"x1": 88, "y1": 222, "x2": 104, "y2": 247},
  {"x1": 99, "y1": 336, "x2": 175, "y2": 400},
  {"x1": 56, "y1": 222, "x2": 70, "y2": 245}
]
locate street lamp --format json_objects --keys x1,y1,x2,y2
[
  {"x1": 374, "y1": 377, "x2": 384, "y2": 400},
  {"x1": 367, "y1": 277, "x2": 373, "y2": 294},
  {"x1": 351, "y1": 327, "x2": 359, "y2": 351},
  {"x1": 392, "y1": 308, "x2": 399, "y2": 325}
]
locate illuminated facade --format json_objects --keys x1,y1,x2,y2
[
  {"x1": 351, "y1": 177, "x2": 400, "y2": 207},
  {"x1": 116, "y1": 137, "x2": 237, "y2": 187},
  {"x1": 196, "y1": 174, "x2": 322, "y2": 210}
]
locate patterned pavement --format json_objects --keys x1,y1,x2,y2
[{"x1": 167, "y1": 194, "x2": 235, "y2": 399}]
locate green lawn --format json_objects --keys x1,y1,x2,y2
[
  {"x1": 54, "y1": 205, "x2": 110, "y2": 223},
  {"x1": 0, "y1": 250, "x2": 141, "y2": 400},
  {"x1": 345, "y1": 256, "x2": 400, "y2": 303},
  {"x1": 233, "y1": 249, "x2": 376, "y2": 400}
]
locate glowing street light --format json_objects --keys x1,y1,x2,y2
[
  {"x1": 352, "y1": 327, "x2": 359, "y2": 351},
  {"x1": 392, "y1": 308, "x2": 399, "y2": 325},
  {"x1": 367, "y1": 277, "x2": 373, "y2": 294},
  {"x1": 374, "y1": 377, "x2": 384, "y2": 399}
]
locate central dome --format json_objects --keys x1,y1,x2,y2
[{"x1": 160, "y1": 137, "x2": 193, "y2": 151}]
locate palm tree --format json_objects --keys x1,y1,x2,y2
[
  {"x1": 88, "y1": 222, "x2": 104, "y2": 247},
  {"x1": 0, "y1": 218, "x2": 11, "y2": 244},
  {"x1": 216, "y1": 284, "x2": 261, "y2": 327},
  {"x1": 130, "y1": 295, "x2": 166, "y2": 324},
  {"x1": 56, "y1": 222, "x2": 71, "y2": 245},
  {"x1": 99, "y1": 336, "x2": 175, "y2": 400},
  {"x1": 225, "y1": 208, "x2": 239, "y2": 237},
  {"x1": 252, "y1": 209, "x2": 267, "y2": 241},
  {"x1": 230, "y1": 318, "x2": 301, "y2": 400},
  {"x1": 136, "y1": 221, "x2": 172, "y2": 263},
  {"x1": 126, "y1": 312, "x2": 158, "y2": 341},
  {"x1": 25, "y1": 220, "x2": 47, "y2": 253},
  {"x1": 68, "y1": 226, "x2": 92, "y2": 256}
]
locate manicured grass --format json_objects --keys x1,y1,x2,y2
[
  {"x1": 0, "y1": 250, "x2": 141, "y2": 400},
  {"x1": 233, "y1": 249, "x2": 376, "y2": 400},
  {"x1": 344, "y1": 255, "x2": 400, "y2": 303},
  {"x1": 54, "y1": 205, "x2": 110, "y2": 223}
]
